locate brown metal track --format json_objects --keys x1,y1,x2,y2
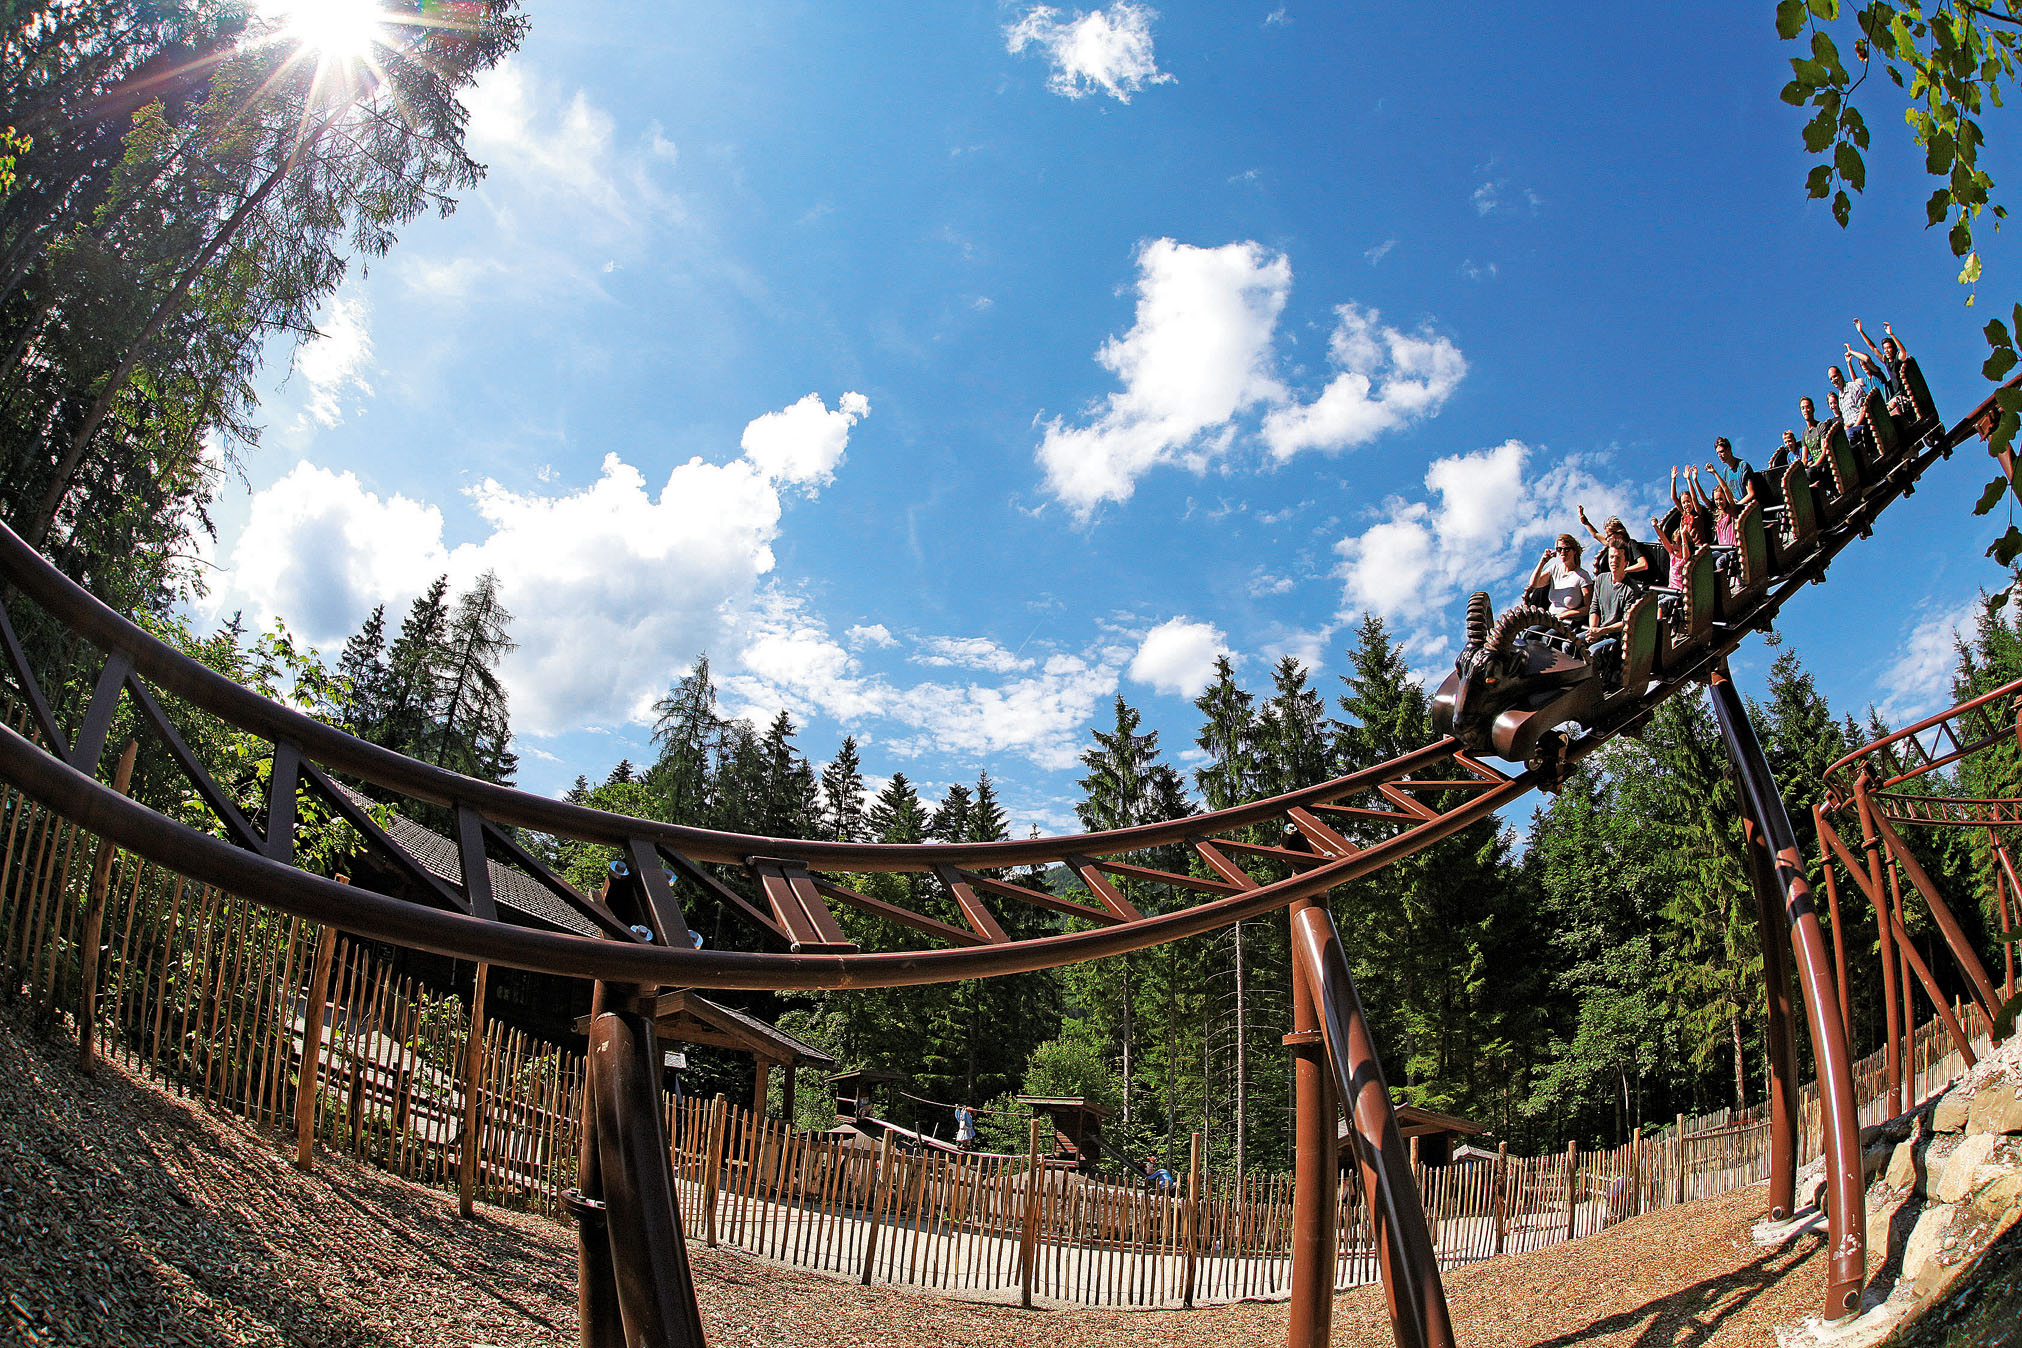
[{"x1": 0, "y1": 385, "x2": 1997, "y2": 994}]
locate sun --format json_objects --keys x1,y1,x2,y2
[{"x1": 258, "y1": 0, "x2": 390, "y2": 63}]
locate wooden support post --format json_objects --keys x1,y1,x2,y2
[
  {"x1": 1492, "y1": 1142, "x2": 1508, "y2": 1254},
  {"x1": 863, "y1": 1128, "x2": 896, "y2": 1287},
  {"x1": 1675, "y1": 1113, "x2": 1687, "y2": 1206},
  {"x1": 752, "y1": 1058, "x2": 771, "y2": 1118},
  {"x1": 294, "y1": 923, "x2": 340, "y2": 1169},
  {"x1": 1182, "y1": 1131, "x2": 1202, "y2": 1309},
  {"x1": 1018, "y1": 1116, "x2": 1044, "y2": 1308},
  {"x1": 782, "y1": 1061, "x2": 798, "y2": 1127},
  {"x1": 457, "y1": 962, "x2": 491, "y2": 1218},
  {"x1": 700, "y1": 1094, "x2": 726, "y2": 1247},
  {"x1": 75, "y1": 738, "x2": 136, "y2": 1072},
  {"x1": 1564, "y1": 1140, "x2": 1579, "y2": 1242}
]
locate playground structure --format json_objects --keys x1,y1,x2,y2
[{"x1": 0, "y1": 366, "x2": 2015, "y2": 1348}]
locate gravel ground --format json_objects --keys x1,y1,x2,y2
[{"x1": 1, "y1": 1004, "x2": 1836, "y2": 1347}]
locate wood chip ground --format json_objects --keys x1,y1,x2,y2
[{"x1": 0, "y1": 1005, "x2": 1838, "y2": 1347}]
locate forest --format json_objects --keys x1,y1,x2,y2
[{"x1": 2, "y1": 1, "x2": 2018, "y2": 1183}]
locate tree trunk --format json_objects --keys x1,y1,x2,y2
[
  {"x1": 26, "y1": 114, "x2": 336, "y2": 548},
  {"x1": 1730, "y1": 1009, "x2": 1747, "y2": 1113}
]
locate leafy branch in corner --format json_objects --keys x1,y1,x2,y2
[{"x1": 1778, "y1": 0, "x2": 2022, "y2": 561}]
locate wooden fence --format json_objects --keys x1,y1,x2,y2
[{"x1": 0, "y1": 778, "x2": 1993, "y2": 1307}]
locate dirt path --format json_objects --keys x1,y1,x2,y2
[{"x1": 0, "y1": 1007, "x2": 1829, "y2": 1347}]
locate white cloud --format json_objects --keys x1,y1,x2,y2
[
  {"x1": 845, "y1": 623, "x2": 897, "y2": 648},
  {"x1": 1460, "y1": 259, "x2": 1498, "y2": 282},
  {"x1": 1472, "y1": 180, "x2": 1501, "y2": 216},
  {"x1": 1333, "y1": 440, "x2": 1642, "y2": 633},
  {"x1": 1260, "y1": 304, "x2": 1466, "y2": 460},
  {"x1": 724, "y1": 598, "x2": 1128, "y2": 772},
  {"x1": 1263, "y1": 7, "x2": 1290, "y2": 25},
  {"x1": 210, "y1": 392, "x2": 872, "y2": 737},
  {"x1": 1036, "y1": 238, "x2": 1291, "y2": 517},
  {"x1": 739, "y1": 391, "x2": 870, "y2": 488},
  {"x1": 1128, "y1": 618, "x2": 1229, "y2": 697},
  {"x1": 1364, "y1": 238, "x2": 1397, "y2": 266},
  {"x1": 294, "y1": 296, "x2": 373, "y2": 429},
  {"x1": 203, "y1": 462, "x2": 447, "y2": 642},
  {"x1": 913, "y1": 636, "x2": 1034, "y2": 674},
  {"x1": 1877, "y1": 594, "x2": 1986, "y2": 722},
  {"x1": 1006, "y1": 2, "x2": 1174, "y2": 102}
]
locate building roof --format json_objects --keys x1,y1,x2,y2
[
  {"x1": 332, "y1": 781, "x2": 601, "y2": 937},
  {"x1": 1017, "y1": 1096, "x2": 1116, "y2": 1120},
  {"x1": 1335, "y1": 1104, "x2": 1487, "y2": 1147}
]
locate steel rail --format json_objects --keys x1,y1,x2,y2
[{"x1": 0, "y1": 377, "x2": 1990, "y2": 990}]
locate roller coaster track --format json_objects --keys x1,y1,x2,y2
[{"x1": 0, "y1": 373, "x2": 2009, "y2": 1348}]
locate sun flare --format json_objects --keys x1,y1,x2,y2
[{"x1": 258, "y1": 0, "x2": 390, "y2": 62}]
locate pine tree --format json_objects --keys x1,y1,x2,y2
[
  {"x1": 649, "y1": 657, "x2": 722, "y2": 825},
  {"x1": 930, "y1": 782, "x2": 974, "y2": 842},
  {"x1": 820, "y1": 736, "x2": 868, "y2": 842},
  {"x1": 376, "y1": 577, "x2": 450, "y2": 758},
  {"x1": 332, "y1": 603, "x2": 386, "y2": 733},
  {"x1": 434, "y1": 570, "x2": 516, "y2": 781}
]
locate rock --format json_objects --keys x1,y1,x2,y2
[
  {"x1": 1898, "y1": 1203, "x2": 1955, "y2": 1285},
  {"x1": 1966, "y1": 1083, "x2": 2022, "y2": 1136},
  {"x1": 1884, "y1": 1139, "x2": 1919, "y2": 1190},
  {"x1": 1965, "y1": 1169, "x2": 2022, "y2": 1227},
  {"x1": 1930, "y1": 1090, "x2": 1969, "y2": 1133},
  {"x1": 1938, "y1": 1134, "x2": 1999, "y2": 1203}
]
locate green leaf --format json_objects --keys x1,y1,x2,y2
[
  {"x1": 1975, "y1": 475, "x2": 2011, "y2": 515},
  {"x1": 1812, "y1": 29, "x2": 1840, "y2": 64},
  {"x1": 1793, "y1": 56, "x2": 1829, "y2": 84},
  {"x1": 1836, "y1": 142, "x2": 1866, "y2": 191},
  {"x1": 1960, "y1": 250, "x2": 1984, "y2": 284},
  {"x1": 1994, "y1": 990, "x2": 2022, "y2": 1041},
  {"x1": 1997, "y1": 928, "x2": 2022, "y2": 944},
  {"x1": 1834, "y1": 189, "x2": 1852, "y2": 226},
  {"x1": 1781, "y1": 79, "x2": 1809, "y2": 105},
  {"x1": 1929, "y1": 187, "x2": 1954, "y2": 225},
  {"x1": 1777, "y1": 0, "x2": 1807, "y2": 39},
  {"x1": 1986, "y1": 348, "x2": 2017, "y2": 381},
  {"x1": 1990, "y1": 525, "x2": 2022, "y2": 566},
  {"x1": 1805, "y1": 110, "x2": 1838, "y2": 152},
  {"x1": 1951, "y1": 219, "x2": 1975, "y2": 256},
  {"x1": 1985, "y1": 318, "x2": 2012, "y2": 346},
  {"x1": 1926, "y1": 128, "x2": 1956, "y2": 174},
  {"x1": 1807, "y1": 0, "x2": 1838, "y2": 19},
  {"x1": 1808, "y1": 164, "x2": 1835, "y2": 198}
]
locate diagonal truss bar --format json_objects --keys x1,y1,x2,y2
[
  {"x1": 301, "y1": 762, "x2": 472, "y2": 916},
  {"x1": 0, "y1": 597, "x2": 64, "y2": 751},
  {"x1": 67, "y1": 651, "x2": 131, "y2": 773},
  {"x1": 125, "y1": 678, "x2": 263, "y2": 853},
  {"x1": 814, "y1": 876, "x2": 986, "y2": 949}
]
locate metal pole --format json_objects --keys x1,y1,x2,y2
[
  {"x1": 1290, "y1": 899, "x2": 1453, "y2": 1348},
  {"x1": 570, "y1": 981, "x2": 624, "y2": 1348},
  {"x1": 1853, "y1": 791, "x2": 1905, "y2": 1113},
  {"x1": 589, "y1": 988, "x2": 708, "y2": 1347},
  {"x1": 1740, "y1": 815, "x2": 1799, "y2": 1221},
  {"x1": 1986, "y1": 831, "x2": 2020, "y2": 1000},
  {"x1": 1814, "y1": 806, "x2": 1852, "y2": 1040},
  {"x1": 1286, "y1": 892, "x2": 1339, "y2": 1348},
  {"x1": 1862, "y1": 786, "x2": 2008, "y2": 1033},
  {"x1": 1708, "y1": 670, "x2": 1865, "y2": 1317}
]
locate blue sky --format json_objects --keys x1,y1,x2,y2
[{"x1": 201, "y1": 1, "x2": 2022, "y2": 834}]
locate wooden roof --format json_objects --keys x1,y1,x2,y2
[
  {"x1": 1336, "y1": 1104, "x2": 1486, "y2": 1145},
  {"x1": 571, "y1": 989, "x2": 835, "y2": 1068}
]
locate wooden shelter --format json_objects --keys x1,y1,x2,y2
[
  {"x1": 1339, "y1": 1104, "x2": 1486, "y2": 1167},
  {"x1": 829, "y1": 1068, "x2": 901, "y2": 1123},
  {"x1": 573, "y1": 989, "x2": 834, "y2": 1118},
  {"x1": 1018, "y1": 1095, "x2": 1114, "y2": 1174}
]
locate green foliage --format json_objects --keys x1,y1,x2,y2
[
  {"x1": 1775, "y1": 0, "x2": 2022, "y2": 560},
  {"x1": 1021, "y1": 1019, "x2": 1122, "y2": 1113}
]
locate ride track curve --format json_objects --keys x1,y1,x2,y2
[{"x1": 0, "y1": 370, "x2": 2011, "y2": 1348}]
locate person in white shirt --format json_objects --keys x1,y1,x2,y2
[{"x1": 1525, "y1": 533, "x2": 1592, "y2": 624}]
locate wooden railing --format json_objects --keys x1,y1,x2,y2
[{"x1": 0, "y1": 777, "x2": 1987, "y2": 1307}]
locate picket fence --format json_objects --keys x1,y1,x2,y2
[{"x1": 0, "y1": 775, "x2": 1995, "y2": 1307}]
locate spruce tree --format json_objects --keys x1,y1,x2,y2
[{"x1": 820, "y1": 736, "x2": 868, "y2": 842}]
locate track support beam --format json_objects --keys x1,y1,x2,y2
[
  {"x1": 1710, "y1": 670, "x2": 1865, "y2": 1318},
  {"x1": 1290, "y1": 898, "x2": 1454, "y2": 1348}
]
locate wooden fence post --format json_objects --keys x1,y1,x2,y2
[
  {"x1": 75, "y1": 739, "x2": 136, "y2": 1072},
  {"x1": 1674, "y1": 1113, "x2": 1688, "y2": 1206},
  {"x1": 1629, "y1": 1125, "x2": 1643, "y2": 1218},
  {"x1": 1564, "y1": 1139, "x2": 1579, "y2": 1242},
  {"x1": 861, "y1": 1128, "x2": 895, "y2": 1286},
  {"x1": 1018, "y1": 1116, "x2": 1044, "y2": 1308},
  {"x1": 293, "y1": 924, "x2": 340, "y2": 1169},
  {"x1": 1492, "y1": 1141, "x2": 1509, "y2": 1255},
  {"x1": 701, "y1": 1093, "x2": 726, "y2": 1247},
  {"x1": 1182, "y1": 1131, "x2": 1202, "y2": 1309},
  {"x1": 456, "y1": 962, "x2": 490, "y2": 1218}
]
